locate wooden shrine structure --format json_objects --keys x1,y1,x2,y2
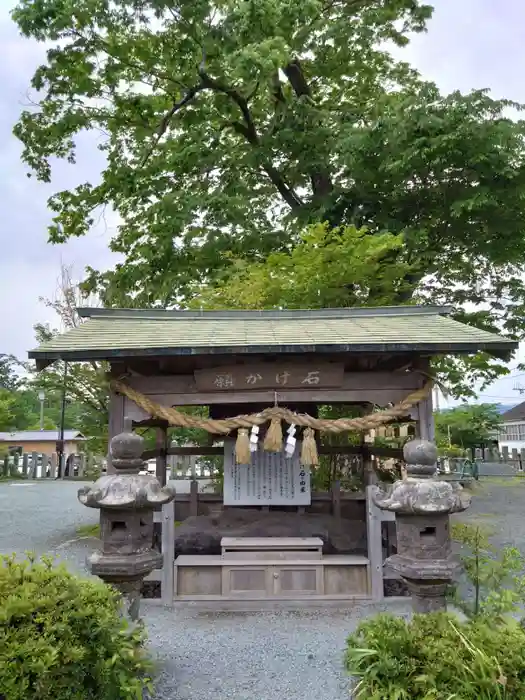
[{"x1": 29, "y1": 306, "x2": 516, "y2": 606}]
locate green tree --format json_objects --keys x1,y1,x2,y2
[
  {"x1": 12, "y1": 0, "x2": 525, "y2": 393},
  {"x1": 0, "y1": 390, "x2": 16, "y2": 431},
  {"x1": 193, "y1": 222, "x2": 414, "y2": 309},
  {"x1": 434, "y1": 403, "x2": 501, "y2": 451},
  {"x1": 192, "y1": 222, "x2": 510, "y2": 396},
  {"x1": 0, "y1": 355, "x2": 21, "y2": 392}
]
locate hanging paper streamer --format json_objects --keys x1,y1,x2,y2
[
  {"x1": 285, "y1": 424, "x2": 297, "y2": 458},
  {"x1": 235, "y1": 428, "x2": 251, "y2": 464},
  {"x1": 301, "y1": 427, "x2": 319, "y2": 467},
  {"x1": 250, "y1": 425, "x2": 259, "y2": 453},
  {"x1": 263, "y1": 417, "x2": 283, "y2": 452}
]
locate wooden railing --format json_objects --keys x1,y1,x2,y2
[
  {"x1": 144, "y1": 444, "x2": 398, "y2": 519},
  {"x1": 1, "y1": 452, "x2": 105, "y2": 479}
]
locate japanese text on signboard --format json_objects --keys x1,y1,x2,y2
[{"x1": 194, "y1": 363, "x2": 344, "y2": 392}]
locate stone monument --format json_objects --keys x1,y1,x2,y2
[
  {"x1": 78, "y1": 419, "x2": 175, "y2": 620},
  {"x1": 373, "y1": 438, "x2": 470, "y2": 612}
]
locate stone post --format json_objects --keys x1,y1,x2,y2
[
  {"x1": 78, "y1": 419, "x2": 175, "y2": 620},
  {"x1": 373, "y1": 439, "x2": 470, "y2": 613}
]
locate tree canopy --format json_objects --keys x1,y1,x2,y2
[
  {"x1": 0, "y1": 356, "x2": 87, "y2": 437},
  {"x1": 434, "y1": 404, "x2": 502, "y2": 452},
  {"x1": 11, "y1": 0, "x2": 525, "y2": 393}
]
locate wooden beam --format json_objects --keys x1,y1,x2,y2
[
  {"x1": 142, "y1": 444, "x2": 403, "y2": 460},
  {"x1": 124, "y1": 388, "x2": 420, "y2": 421},
  {"x1": 107, "y1": 389, "x2": 125, "y2": 474}
]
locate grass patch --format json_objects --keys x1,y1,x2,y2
[
  {"x1": 76, "y1": 521, "x2": 182, "y2": 539},
  {"x1": 479, "y1": 475, "x2": 525, "y2": 487},
  {"x1": 76, "y1": 523, "x2": 100, "y2": 538}
]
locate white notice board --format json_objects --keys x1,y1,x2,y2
[{"x1": 223, "y1": 441, "x2": 311, "y2": 506}]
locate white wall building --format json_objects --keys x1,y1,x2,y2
[{"x1": 498, "y1": 403, "x2": 525, "y2": 452}]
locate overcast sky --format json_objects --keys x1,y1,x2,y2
[{"x1": 1, "y1": 0, "x2": 525, "y2": 405}]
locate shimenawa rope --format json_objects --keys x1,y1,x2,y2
[{"x1": 111, "y1": 379, "x2": 431, "y2": 435}]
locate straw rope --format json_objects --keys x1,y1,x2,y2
[{"x1": 111, "y1": 379, "x2": 432, "y2": 435}]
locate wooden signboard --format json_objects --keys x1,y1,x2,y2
[
  {"x1": 223, "y1": 442, "x2": 311, "y2": 506},
  {"x1": 194, "y1": 362, "x2": 344, "y2": 392}
]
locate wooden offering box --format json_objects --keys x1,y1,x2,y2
[{"x1": 174, "y1": 537, "x2": 370, "y2": 601}]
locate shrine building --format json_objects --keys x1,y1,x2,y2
[{"x1": 29, "y1": 305, "x2": 516, "y2": 605}]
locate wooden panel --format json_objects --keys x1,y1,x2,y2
[
  {"x1": 324, "y1": 565, "x2": 369, "y2": 595},
  {"x1": 223, "y1": 567, "x2": 269, "y2": 596},
  {"x1": 230, "y1": 569, "x2": 267, "y2": 591},
  {"x1": 125, "y1": 371, "x2": 422, "y2": 394},
  {"x1": 277, "y1": 568, "x2": 318, "y2": 593},
  {"x1": 177, "y1": 566, "x2": 222, "y2": 596},
  {"x1": 194, "y1": 363, "x2": 344, "y2": 392}
]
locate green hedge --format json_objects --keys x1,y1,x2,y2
[
  {"x1": 0, "y1": 554, "x2": 153, "y2": 700},
  {"x1": 346, "y1": 612, "x2": 525, "y2": 699}
]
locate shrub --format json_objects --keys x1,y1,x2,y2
[
  {"x1": 451, "y1": 522, "x2": 525, "y2": 619},
  {"x1": 345, "y1": 612, "x2": 525, "y2": 699},
  {"x1": 0, "y1": 554, "x2": 153, "y2": 700}
]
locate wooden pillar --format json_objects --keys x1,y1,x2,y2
[
  {"x1": 31, "y1": 451, "x2": 39, "y2": 479},
  {"x1": 190, "y1": 480, "x2": 199, "y2": 517},
  {"x1": 410, "y1": 361, "x2": 434, "y2": 441},
  {"x1": 331, "y1": 479, "x2": 341, "y2": 523},
  {"x1": 366, "y1": 485, "x2": 384, "y2": 601},
  {"x1": 155, "y1": 425, "x2": 168, "y2": 487},
  {"x1": 50, "y1": 453, "x2": 57, "y2": 478},
  {"x1": 107, "y1": 389, "x2": 125, "y2": 474}
]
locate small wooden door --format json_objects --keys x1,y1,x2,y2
[
  {"x1": 271, "y1": 565, "x2": 323, "y2": 596},
  {"x1": 222, "y1": 565, "x2": 271, "y2": 597}
]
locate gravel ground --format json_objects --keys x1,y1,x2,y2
[
  {"x1": 144, "y1": 602, "x2": 412, "y2": 700},
  {"x1": 453, "y1": 476, "x2": 525, "y2": 550},
  {"x1": 3, "y1": 477, "x2": 522, "y2": 700},
  {"x1": 0, "y1": 480, "x2": 98, "y2": 574}
]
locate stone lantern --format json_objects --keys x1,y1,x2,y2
[
  {"x1": 373, "y1": 439, "x2": 470, "y2": 613},
  {"x1": 78, "y1": 419, "x2": 175, "y2": 620}
]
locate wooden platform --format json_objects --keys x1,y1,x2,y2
[
  {"x1": 221, "y1": 536, "x2": 324, "y2": 560},
  {"x1": 148, "y1": 487, "x2": 397, "y2": 606},
  {"x1": 174, "y1": 537, "x2": 370, "y2": 600}
]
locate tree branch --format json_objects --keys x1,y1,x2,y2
[
  {"x1": 283, "y1": 58, "x2": 333, "y2": 199},
  {"x1": 141, "y1": 85, "x2": 205, "y2": 166},
  {"x1": 199, "y1": 64, "x2": 303, "y2": 210},
  {"x1": 283, "y1": 59, "x2": 312, "y2": 99},
  {"x1": 198, "y1": 67, "x2": 258, "y2": 143},
  {"x1": 261, "y1": 163, "x2": 304, "y2": 210}
]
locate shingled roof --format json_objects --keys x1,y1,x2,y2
[
  {"x1": 500, "y1": 402, "x2": 525, "y2": 423},
  {"x1": 27, "y1": 306, "x2": 517, "y2": 368}
]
